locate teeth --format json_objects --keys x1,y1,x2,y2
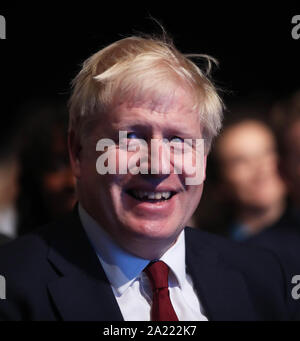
[
  {"x1": 132, "y1": 190, "x2": 173, "y2": 200},
  {"x1": 148, "y1": 192, "x2": 155, "y2": 200},
  {"x1": 161, "y1": 192, "x2": 171, "y2": 200},
  {"x1": 155, "y1": 193, "x2": 162, "y2": 200}
]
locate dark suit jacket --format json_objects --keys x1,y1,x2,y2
[
  {"x1": 246, "y1": 208, "x2": 300, "y2": 320},
  {"x1": 0, "y1": 209, "x2": 293, "y2": 321},
  {"x1": 0, "y1": 233, "x2": 11, "y2": 246}
]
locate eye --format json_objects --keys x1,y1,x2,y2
[
  {"x1": 169, "y1": 136, "x2": 184, "y2": 143},
  {"x1": 127, "y1": 132, "x2": 139, "y2": 139}
]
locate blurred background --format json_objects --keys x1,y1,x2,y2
[{"x1": 0, "y1": 4, "x2": 299, "y2": 243}]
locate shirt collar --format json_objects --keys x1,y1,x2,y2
[
  {"x1": 78, "y1": 204, "x2": 186, "y2": 295},
  {"x1": 160, "y1": 230, "x2": 186, "y2": 290}
]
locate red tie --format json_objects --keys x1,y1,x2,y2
[{"x1": 144, "y1": 260, "x2": 179, "y2": 321}]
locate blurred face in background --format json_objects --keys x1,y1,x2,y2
[
  {"x1": 282, "y1": 119, "x2": 300, "y2": 207},
  {"x1": 0, "y1": 158, "x2": 19, "y2": 209},
  {"x1": 42, "y1": 127, "x2": 77, "y2": 216},
  {"x1": 216, "y1": 120, "x2": 286, "y2": 210}
]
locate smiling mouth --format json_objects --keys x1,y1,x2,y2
[{"x1": 126, "y1": 189, "x2": 178, "y2": 202}]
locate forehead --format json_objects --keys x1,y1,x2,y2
[
  {"x1": 218, "y1": 122, "x2": 274, "y2": 158},
  {"x1": 108, "y1": 87, "x2": 201, "y2": 132}
]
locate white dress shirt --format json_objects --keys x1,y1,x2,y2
[
  {"x1": 0, "y1": 206, "x2": 17, "y2": 239},
  {"x1": 79, "y1": 204, "x2": 208, "y2": 321}
]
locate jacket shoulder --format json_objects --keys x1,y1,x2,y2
[
  {"x1": 185, "y1": 227, "x2": 287, "y2": 281},
  {"x1": 0, "y1": 214, "x2": 74, "y2": 283}
]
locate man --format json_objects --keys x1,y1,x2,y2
[{"x1": 0, "y1": 34, "x2": 295, "y2": 321}]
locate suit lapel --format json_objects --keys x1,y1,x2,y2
[
  {"x1": 46, "y1": 209, "x2": 123, "y2": 321},
  {"x1": 45, "y1": 211, "x2": 258, "y2": 321},
  {"x1": 47, "y1": 270, "x2": 123, "y2": 321},
  {"x1": 185, "y1": 228, "x2": 257, "y2": 321}
]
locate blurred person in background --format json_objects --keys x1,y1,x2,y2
[
  {"x1": 189, "y1": 100, "x2": 300, "y2": 319},
  {"x1": 245, "y1": 90, "x2": 300, "y2": 320},
  {"x1": 244, "y1": 90, "x2": 300, "y2": 238},
  {"x1": 274, "y1": 90, "x2": 300, "y2": 226},
  {"x1": 17, "y1": 100, "x2": 77, "y2": 235},
  {"x1": 0, "y1": 233, "x2": 11, "y2": 246},
  {"x1": 190, "y1": 115, "x2": 287, "y2": 241},
  {"x1": 0, "y1": 124, "x2": 20, "y2": 244},
  {"x1": 214, "y1": 118, "x2": 286, "y2": 240}
]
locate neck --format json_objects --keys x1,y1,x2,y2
[
  {"x1": 236, "y1": 199, "x2": 286, "y2": 234},
  {"x1": 113, "y1": 231, "x2": 181, "y2": 260}
]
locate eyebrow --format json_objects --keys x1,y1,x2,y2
[
  {"x1": 113, "y1": 122, "x2": 200, "y2": 138},
  {"x1": 114, "y1": 123, "x2": 151, "y2": 131}
]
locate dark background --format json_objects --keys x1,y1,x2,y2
[{"x1": 0, "y1": 4, "x2": 299, "y2": 125}]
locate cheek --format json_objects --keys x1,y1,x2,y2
[
  {"x1": 225, "y1": 165, "x2": 252, "y2": 188},
  {"x1": 179, "y1": 185, "x2": 204, "y2": 222},
  {"x1": 80, "y1": 154, "x2": 107, "y2": 200},
  {"x1": 184, "y1": 185, "x2": 203, "y2": 209},
  {"x1": 191, "y1": 184, "x2": 204, "y2": 201},
  {"x1": 102, "y1": 173, "x2": 135, "y2": 213},
  {"x1": 179, "y1": 150, "x2": 206, "y2": 186}
]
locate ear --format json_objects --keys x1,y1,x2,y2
[{"x1": 68, "y1": 130, "x2": 82, "y2": 179}]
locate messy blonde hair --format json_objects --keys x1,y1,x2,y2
[{"x1": 68, "y1": 34, "x2": 224, "y2": 152}]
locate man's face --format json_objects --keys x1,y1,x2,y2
[
  {"x1": 217, "y1": 121, "x2": 286, "y2": 209},
  {"x1": 71, "y1": 89, "x2": 206, "y2": 258}
]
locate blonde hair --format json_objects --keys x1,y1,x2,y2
[{"x1": 68, "y1": 34, "x2": 224, "y2": 152}]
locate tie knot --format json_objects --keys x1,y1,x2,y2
[{"x1": 144, "y1": 260, "x2": 169, "y2": 290}]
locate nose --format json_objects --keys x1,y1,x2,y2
[{"x1": 148, "y1": 138, "x2": 173, "y2": 176}]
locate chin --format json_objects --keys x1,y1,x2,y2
[{"x1": 123, "y1": 215, "x2": 183, "y2": 241}]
